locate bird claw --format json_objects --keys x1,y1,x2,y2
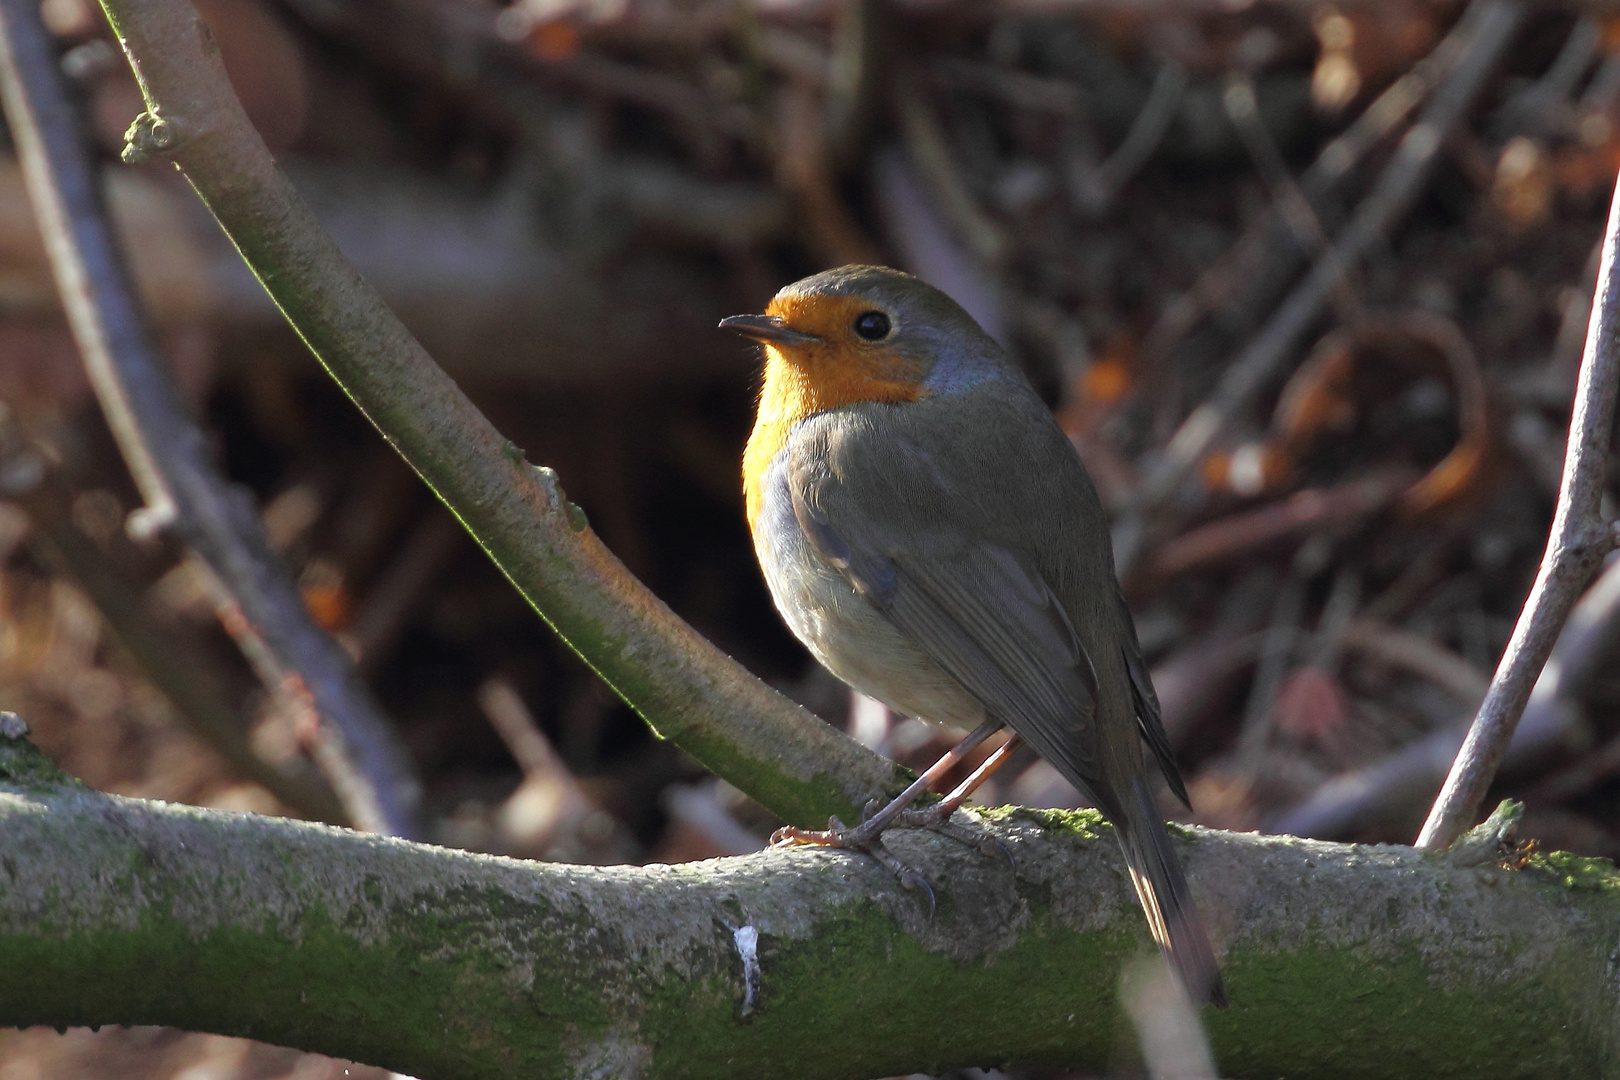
[
  {"x1": 767, "y1": 803, "x2": 1007, "y2": 922},
  {"x1": 859, "y1": 797, "x2": 883, "y2": 825},
  {"x1": 891, "y1": 805, "x2": 1013, "y2": 868},
  {"x1": 863, "y1": 836, "x2": 937, "y2": 919},
  {"x1": 770, "y1": 819, "x2": 832, "y2": 848},
  {"x1": 768, "y1": 815, "x2": 937, "y2": 916}
]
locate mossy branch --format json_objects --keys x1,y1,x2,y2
[
  {"x1": 89, "y1": 0, "x2": 909, "y2": 827},
  {"x1": 2, "y1": 728, "x2": 1619, "y2": 1079}
]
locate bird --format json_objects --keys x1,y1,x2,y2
[{"x1": 719, "y1": 264, "x2": 1226, "y2": 1008}]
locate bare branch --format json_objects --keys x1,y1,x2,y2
[
  {"x1": 0, "y1": 0, "x2": 421, "y2": 835},
  {"x1": 1065, "y1": 58, "x2": 1187, "y2": 217},
  {"x1": 1415, "y1": 166, "x2": 1620, "y2": 849}
]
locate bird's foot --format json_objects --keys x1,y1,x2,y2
[
  {"x1": 770, "y1": 801, "x2": 1008, "y2": 915},
  {"x1": 771, "y1": 815, "x2": 936, "y2": 914},
  {"x1": 891, "y1": 803, "x2": 1013, "y2": 867}
]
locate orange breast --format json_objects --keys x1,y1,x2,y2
[{"x1": 742, "y1": 298, "x2": 930, "y2": 530}]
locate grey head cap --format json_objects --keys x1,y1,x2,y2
[{"x1": 779, "y1": 265, "x2": 1011, "y2": 384}]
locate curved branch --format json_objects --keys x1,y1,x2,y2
[
  {"x1": 89, "y1": 0, "x2": 910, "y2": 828},
  {"x1": 1, "y1": 726, "x2": 1617, "y2": 1079}
]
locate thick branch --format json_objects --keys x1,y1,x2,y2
[
  {"x1": 90, "y1": 0, "x2": 908, "y2": 828},
  {"x1": 0, "y1": 727, "x2": 1616, "y2": 1078},
  {"x1": 1416, "y1": 162, "x2": 1620, "y2": 849}
]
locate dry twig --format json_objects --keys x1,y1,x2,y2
[
  {"x1": 1119, "y1": 0, "x2": 1523, "y2": 573},
  {"x1": 1520, "y1": 559, "x2": 1620, "y2": 803},
  {"x1": 1417, "y1": 173, "x2": 1620, "y2": 847},
  {"x1": 1065, "y1": 58, "x2": 1187, "y2": 217},
  {"x1": 1141, "y1": 37, "x2": 1453, "y2": 367}
]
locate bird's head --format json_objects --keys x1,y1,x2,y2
[
  {"x1": 725, "y1": 266, "x2": 1007, "y2": 528},
  {"x1": 720, "y1": 265, "x2": 1002, "y2": 413}
]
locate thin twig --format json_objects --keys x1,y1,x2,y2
[
  {"x1": 1491, "y1": 15, "x2": 1599, "y2": 139},
  {"x1": 0, "y1": 0, "x2": 423, "y2": 835},
  {"x1": 1140, "y1": 14, "x2": 1462, "y2": 371},
  {"x1": 1151, "y1": 0, "x2": 1514, "y2": 493},
  {"x1": 1341, "y1": 618, "x2": 1492, "y2": 704},
  {"x1": 1148, "y1": 472, "x2": 1410, "y2": 578},
  {"x1": 89, "y1": 0, "x2": 911, "y2": 829},
  {"x1": 347, "y1": 510, "x2": 461, "y2": 675},
  {"x1": 1264, "y1": 701, "x2": 1587, "y2": 842},
  {"x1": 1065, "y1": 58, "x2": 1186, "y2": 217},
  {"x1": 777, "y1": 78, "x2": 885, "y2": 266},
  {"x1": 662, "y1": 782, "x2": 766, "y2": 856},
  {"x1": 283, "y1": 0, "x2": 749, "y2": 151},
  {"x1": 1234, "y1": 569, "x2": 1307, "y2": 762},
  {"x1": 1262, "y1": 538, "x2": 1620, "y2": 840},
  {"x1": 821, "y1": 0, "x2": 882, "y2": 169},
  {"x1": 1222, "y1": 74, "x2": 1363, "y2": 326},
  {"x1": 477, "y1": 676, "x2": 575, "y2": 784},
  {"x1": 933, "y1": 57, "x2": 1082, "y2": 115},
  {"x1": 874, "y1": 146, "x2": 1010, "y2": 346},
  {"x1": 1416, "y1": 170, "x2": 1620, "y2": 848},
  {"x1": 1517, "y1": 557, "x2": 1620, "y2": 803},
  {"x1": 895, "y1": 66, "x2": 1008, "y2": 266}
]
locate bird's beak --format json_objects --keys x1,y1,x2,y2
[{"x1": 718, "y1": 314, "x2": 819, "y2": 346}]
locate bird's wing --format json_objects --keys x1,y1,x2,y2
[
  {"x1": 786, "y1": 437, "x2": 1104, "y2": 793},
  {"x1": 1117, "y1": 590, "x2": 1190, "y2": 808}
]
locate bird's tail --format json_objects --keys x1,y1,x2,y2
[{"x1": 1115, "y1": 779, "x2": 1227, "y2": 1008}]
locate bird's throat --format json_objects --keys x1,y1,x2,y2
[{"x1": 743, "y1": 346, "x2": 928, "y2": 529}]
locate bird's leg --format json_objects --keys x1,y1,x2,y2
[
  {"x1": 893, "y1": 735, "x2": 1023, "y2": 859},
  {"x1": 897, "y1": 733, "x2": 1022, "y2": 822},
  {"x1": 770, "y1": 718, "x2": 1003, "y2": 850}
]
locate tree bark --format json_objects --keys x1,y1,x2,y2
[{"x1": 2, "y1": 728, "x2": 1616, "y2": 1080}]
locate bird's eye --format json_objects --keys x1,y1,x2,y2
[{"x1": 852, "y1": 311, "x2": 891, "y2": 340}]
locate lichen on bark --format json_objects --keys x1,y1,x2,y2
[{"x1": 3, "y1": 757, "x2": 1619, "y2": 1079}]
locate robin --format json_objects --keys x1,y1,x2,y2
[{"x1": 720, "y1": 265, "x2": 1225, "y2": 1007}]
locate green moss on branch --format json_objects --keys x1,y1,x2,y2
[{"x1": 3, "y1": 772, "x2": 1619, "y2": 1079}]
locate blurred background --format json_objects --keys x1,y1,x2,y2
[{"x1": 2, "y1": 0, "x2": 1619, "y2": 1076}]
